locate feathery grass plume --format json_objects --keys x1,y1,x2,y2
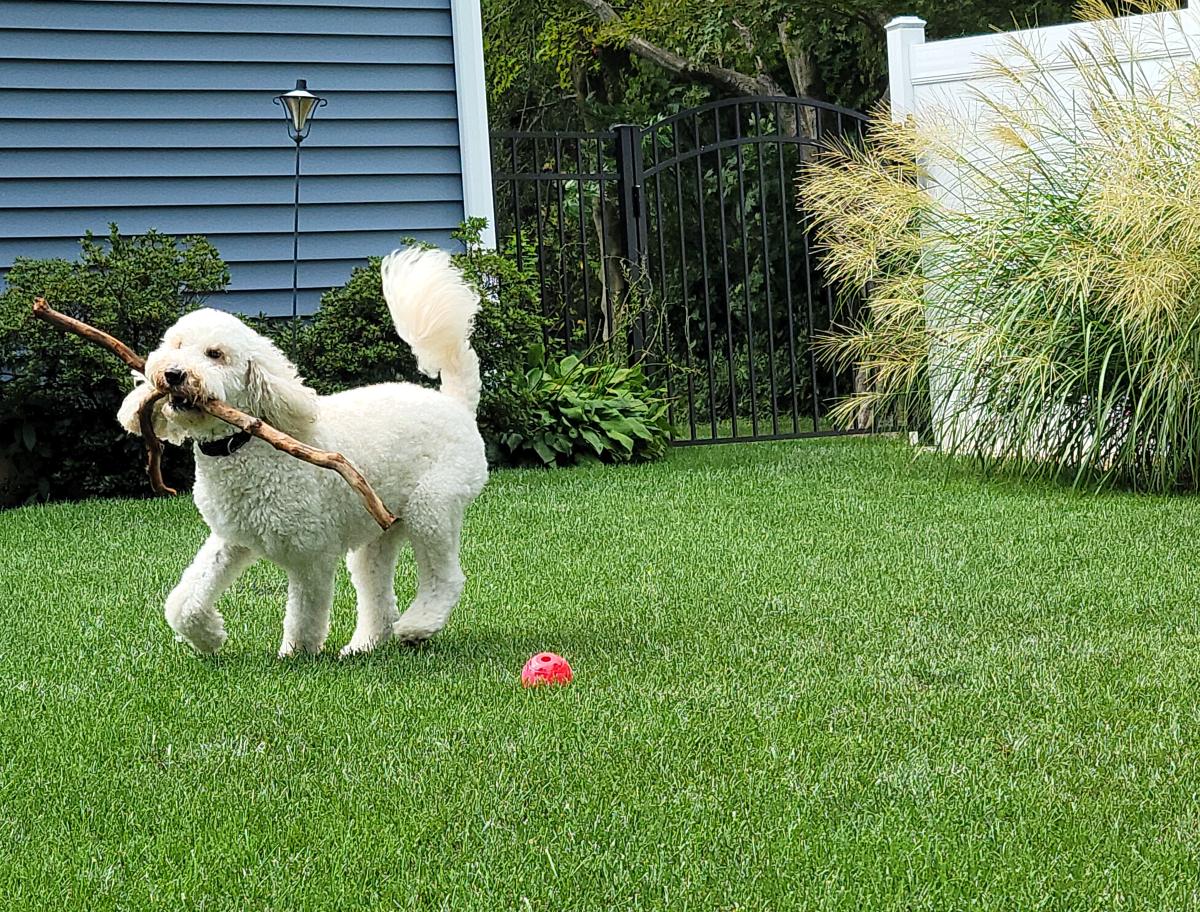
[
  {"x1": 800, "y1": 114, "x2": 929, "y2": 289},
  {"x1": 799, "y1": 0, "x2": 1200, "y2": 491}
]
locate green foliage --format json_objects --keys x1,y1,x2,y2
[
  {"x1": 279, "y1": 257, "x2": 417, "y2": 392},
  {"x1": 484, "y1": 0, "x2": 1078, "y2": 132},
  {"x1": 0, "y1": 226, "x2": 229, "y2": 503},
  {"x1": 501, "y1": 343, "x2": 671, "y2": 466},
  {"x1": 276, "y1": 219, "x2": 546, "y2": 464}
]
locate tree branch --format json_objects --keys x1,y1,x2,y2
[
  {"x1": 778, "y1": 16, "x2": 815, "y2": 99},
  {"x1": 731, "y1": 18, "x2": 768, "y2": 80},
  {"x1": 201, "y1": 400, "x2": 398, "y2": 532},
  {"x1": 137, "y1": 390, "x2": 176, "y2": 497},
  {"x1": 32, "y1": 297, "x2": 145, "y2": 373},
  {"x1": 575, "y1": 0, "x2": 787, "y2": 97}
]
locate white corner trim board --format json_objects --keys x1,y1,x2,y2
[{"x1": 450, "y1": 0, "x2": 497, "y2": 249}]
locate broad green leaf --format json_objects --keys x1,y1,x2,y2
[{"x1": 532, "y1": 439, "x2": 556, "y2": 465}]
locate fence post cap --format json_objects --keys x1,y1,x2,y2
[{"x1": 885, "y1": 15, "x2": 927, "y2": 31}]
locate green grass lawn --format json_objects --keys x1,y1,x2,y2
[{"x1": 3, "y1": 437, "x2": 1200, "y2": 910}]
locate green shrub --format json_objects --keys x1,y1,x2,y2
[
  {"x1": 501, "y1": 344, "x2": 671, "y2": 467},
  {"x1": 276, "y1": 219, "x2": 546, "y2": 463},
  {"x1": 0, "y1": 226, "x2": 229, "y2": 503}
]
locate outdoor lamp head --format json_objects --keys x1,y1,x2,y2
[{"x1": 273, "y1": 79, "x2": 326, "y2": 142}]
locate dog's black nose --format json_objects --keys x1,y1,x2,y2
[{"x1": 164, "y1": 368, "x2": 186, "y2": 387}]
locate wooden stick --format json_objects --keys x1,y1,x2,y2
[
  {"x1": 30, "y1": 297, "x2": 398, "y2": 530},
  {"x1": 32, "y1": 297, "x2": 146, "y2": 373},
  {"x1": 201, "y1": 399, "x2": 398, "y2": 530},
  {"x1": 31, "y1": 297, "x2": 174, "y2": 494},
  {"x1": 137, "y1": 390, "x2": 177, "y2": 497}
]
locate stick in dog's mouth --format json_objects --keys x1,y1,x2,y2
[
  {"x1": 31, "y1": 297, "x2": 400, "y2": 531},
  {"x1": 136, "y1": 390, "x2": 177, "y2": 496}
]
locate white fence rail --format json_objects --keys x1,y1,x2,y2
[{"x1": 888, "y1": 4, "x2": 1199, "y2": 131}]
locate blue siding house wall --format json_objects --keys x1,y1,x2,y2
[{"x1": 0, "y1": 0, "x2": 494, "y2": 316}]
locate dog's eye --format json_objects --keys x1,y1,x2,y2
[{"x1": 205, "y1": 348, "x2": 223, "y2": 360}]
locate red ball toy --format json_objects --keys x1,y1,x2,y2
[{"x1": 521, "y1": 652, "x2": 573, "y2": 687}]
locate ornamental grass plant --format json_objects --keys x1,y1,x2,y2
[{"x1": 801, "y1": 0, "x2": 1200, "y2": 491}]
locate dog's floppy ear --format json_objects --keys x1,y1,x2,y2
[{"x1": 243, "y1": 342, "x2": 318, "y2": 434}]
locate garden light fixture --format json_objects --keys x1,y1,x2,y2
[
  {"x1": 272, "y1": 79, "x2": 327, "y2": 332},
  {"x1": 273, "y1": 78, "x2": 326, "y2": 143}
]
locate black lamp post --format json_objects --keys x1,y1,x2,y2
[{"x1": 272, "y1": 79, "x2": 326, "y2": 335}]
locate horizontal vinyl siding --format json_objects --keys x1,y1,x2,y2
[
  {"x1": 1, "y1": 90, "x2": 458, "y2": 120},
  {"x1": 63, "y1": 0, "x2": 450, "y2": 7},
  {"x1": 0, "y1": 119, "x2": 460, "y2": 148},
  {"x1": 4, "y1": 31, "x2": 452, "y2": 63},
  {"x1": 0, "y1": 0, "x2": 465, "y2": 317},
  {"x1": 0, "y1": 61, "x2": 456, "y2": 91},
  {"x1": 1, "y1": 174, "x2": 466, "y2": 209},
  {"x1": 1, "y1": 2, "x2": 451, "y2": 33},
  {"x1": 0, "y1": 146, "x2": 463, "y2": 178},
  {"x1": 0, "y1": 228, "x2": 453, "y2": 264},
  {"x1": 0, "y1": 202, "x2": 458, "y2": 236}
]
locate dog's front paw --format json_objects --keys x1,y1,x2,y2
[
  {"x1": 392, "y1": 618, "x2": 443, "y2": 645},
  {"x1": 277, "y1": 638, "x2": 325, "y2": 659},
  {"x1": 165, "y1": 593, "x2": 228, "y2": 655},
  {"x1": 175, "y1": 620, "x2": 227, "y2": 655},
  {"x1": 339, "y1": 627, "x2": 394, "y2": 658}
]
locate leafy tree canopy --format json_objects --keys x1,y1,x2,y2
[{"x1": 485, "y1": 0, "x2": 1077, "y2": 129}]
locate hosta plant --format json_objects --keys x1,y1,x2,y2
[{"x1": 502, "y1": 345, "x2": 672, "y2": 467}]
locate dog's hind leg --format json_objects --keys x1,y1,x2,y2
[
  {"x1": 165, "y1": 534, "x2": 257, "y2": 654},
  {"x1": 394, "y1": 489, "x2": 466, "y2": 644},
  {"x1": 340, "y1": 527, "x2": 405, "y2": 657},
  {"x1": 278, "y1": 555, "x2": 338, "y2": 658}
]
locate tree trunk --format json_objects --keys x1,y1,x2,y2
[
  {"x1": 571, "y1": 55, "x2": 628, "y2": 347},
  {"x1": 779, "y1": 17, "x2": 816, "y2": 136}
]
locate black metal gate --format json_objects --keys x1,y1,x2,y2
[{"x1": 491, "y1": 96, "x2": 869, "y2": 444}]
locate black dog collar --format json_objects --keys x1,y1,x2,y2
[{"x1": 197, "y1": 431, "x2": 253, "y2": 458}]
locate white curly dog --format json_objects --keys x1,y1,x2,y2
[{"x1": 117, "y1": 247, "x2": 488, "y2": 658}]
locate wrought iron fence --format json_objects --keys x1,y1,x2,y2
[
  {"x1": 490, "y1": 130, "x2": 620, "y2": 350},
  {"x1": 491, "y1": 95, "x2": 872, "y2": 445}
]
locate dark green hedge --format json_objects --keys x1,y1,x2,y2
[{"x1": 0, "y1": 226, "x2": 228, "y2": 504}]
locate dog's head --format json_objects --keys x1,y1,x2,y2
[{"x1": 138, "y1": 308, "x2": 318, "y2": 443}]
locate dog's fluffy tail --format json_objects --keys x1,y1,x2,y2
[{"x1": 380, "y1": 246, "x2": 481, "y2": 412}]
